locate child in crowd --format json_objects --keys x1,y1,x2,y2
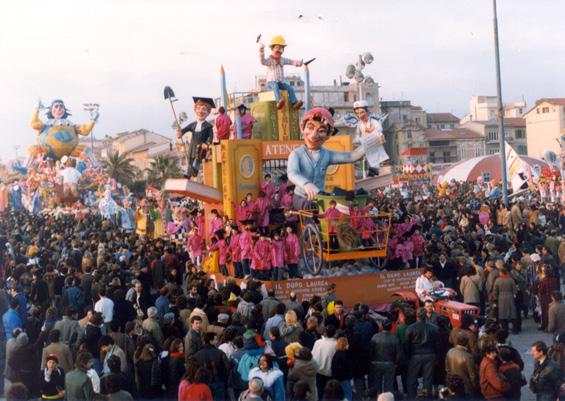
[
  {"x1": 261, "y1": 174, "x2": 276, "y2": 201},
  {"x1": 284, "y1": 225, "x2": 300, "y2": 279},
  {"x1": 252, "y1": 232, "x2": 272, "y2": 280},
  {"x1": 187, "y1": 227, "x2": 205, "y2": 267},
  {"x1": 210, "y1": 229, "x2": 229, "y2": 276},
  {"x1": 252, "y1": 191, "x2": 271, "y2": 235},
  {"x1": 271, "y1": 230, "x2": 285, "y2": 281},
  {"x1": 239, "y1": 221, "x2": 255, "y2": 277}
]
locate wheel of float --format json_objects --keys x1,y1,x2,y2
[{"x1": 301, "y1": 223, "x2": 324, "y2": 275}]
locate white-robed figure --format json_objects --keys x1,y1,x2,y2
[
  {"x1": 415, "y1": 267, "x2": 444, "y2": 302},
  {"x1": 99, "y1": 189, "x2": 118, "y2": 222},
  {"x1": 347, "y1": 100, "x2": 389, "y2": 177}
]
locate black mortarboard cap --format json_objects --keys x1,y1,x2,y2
[
  {"x1": 241, "y1": 219, "x2": 255, "y2": 226},
  {"x1": 192, "y1": 97, "x2": 216, "y2": 109},
  {"x1": 237, "y1": 103, "x2": 249, "y2": 111}
]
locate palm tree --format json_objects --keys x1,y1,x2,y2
[
  {"x1": 146, "y1": 155, "x2": 182, "y2": 187},
  {"x1": 103, "y1": 150, "x2": 137, "y2": 185}
]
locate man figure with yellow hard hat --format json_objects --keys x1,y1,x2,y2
[{"x1": 259, "y1": 35, "x2": 304, "y2": 110}]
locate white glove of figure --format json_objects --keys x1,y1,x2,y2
[{"x1": 303, "y1": 183, "x2": 320, "y2": 201}]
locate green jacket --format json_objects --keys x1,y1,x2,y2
[{"x1": 65, "y1": 368, "x2": 95, "y2": 401}]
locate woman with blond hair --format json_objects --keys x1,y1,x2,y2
[{"x1": 281, "y1": 309, "x2": 303, "y2": 343}]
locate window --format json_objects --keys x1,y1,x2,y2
[
  {"x1": 402, "y1": 114, "x2": 408, "y2": 122},
  {"x1": 415, "y1": 117, "x2": 420, "y2": 123},
  {"x1": 487, "y1": 131, "x2": 498, "y2": 141},
  {"x1": 518, "y1": 145, "x2": 527, "y2": 154},
  {"x1": 439, "y1": 123, "x2": 445, "y2": 129},
  {"x1": 515, "y1": 129, "x2": 525, "y2": 139},
  {"x1": 343, "y1": 92, "x2": 348, "y2": 102},
  {"x1": 290, "y1": 81, "x2": 295, "y2": 87},
  {"x1": 406, "y1": 129, "x2": 412, "y2": 139},
  {"x1": 542, "y1": 107, "x2": 550, "y2": 113}
]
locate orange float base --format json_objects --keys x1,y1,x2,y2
[{"x1": 209, "y1": 268, "x2": 421, "y2": 307}]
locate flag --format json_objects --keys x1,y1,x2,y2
[{"x1": 504, "y1": 141, "x2": 529, "y2": 194}]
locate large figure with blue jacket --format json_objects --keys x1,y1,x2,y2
[{"x1": 287, "y1": 107, "x2": 366, "y2": 210}]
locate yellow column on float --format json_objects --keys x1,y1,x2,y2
[
  {"x1": 221, "y1": 140, "x2": 261, "y2": 219},
  {"x1": 257, "y1": 90, "x2": 300, "y2": 141}
]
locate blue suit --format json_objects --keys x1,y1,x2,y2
[
  {"x1": 287, "y1": 144, "x2": 364, "y2": 199},
  {"x1": 2, "y1": 309, "x2": 22, "y2": 340}
]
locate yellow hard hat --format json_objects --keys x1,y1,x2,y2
[{"x1": 270, "y1": 35, "x2": 287, "y2": 47}]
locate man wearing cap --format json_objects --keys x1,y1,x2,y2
[
  {"x1": 259, "y1": 35, "x2": 304, "y2": 110},
  {"x1": 234, "y1": 104, "x2": 256, "y2": 139},
  {"x1": 287, "y1": 107, "x2": 367, "y2": 209},
  {"x1": 176, "y1": 97, "x2": 215, "y2": 177}
]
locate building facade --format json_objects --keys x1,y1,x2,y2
[
  {"x1": 426, "y1": 113, "x2": 460, "y2": 130},
  {"x1": 100, "y1": 129, "x2": 181, "y2": 178},
  {"x1": 460, "y1": 96, "x2": 526, "y2": 123},
  {"x1": 380, "y1": 101, "x2": 427, "y2": 164},
  {"x1": 523, "y1": 98, "x2": 565, "y2": 158},
  {"x1": 425, "y1": 128, "x2": 484, "y2": 164},
  {"x1": 461, "y1": 118, "x2": 527, "y2": 155}
]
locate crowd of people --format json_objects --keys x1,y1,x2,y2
[{"x1": 0, "y1": 179, "x2": 563, "y2": 401}]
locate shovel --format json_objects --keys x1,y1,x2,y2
[
  {"x1": 164, "y1": 86, "x2": 181, "y2": 129},
  {"x1": 164, "y1": 86, "x2": 195, "y2": 176}
]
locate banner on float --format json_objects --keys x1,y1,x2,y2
[{"x1": 505, "y1": 141, "x2": 529, "y2": 193}]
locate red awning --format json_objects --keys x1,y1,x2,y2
[{"x1": 400, "y1": 147, "x2": 428, "y2": 157}]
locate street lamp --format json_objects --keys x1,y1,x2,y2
[
  {"x1": 345, "y1": 52, "x2": 374, "y2": 101},
  {"x1": 83, "y1": 103, "x2": 100, "y2": 151}
]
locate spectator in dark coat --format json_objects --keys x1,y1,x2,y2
[
  {"x1": 330, "y1": 337, "x2": 353, "y2": 401},
  {"x1": 405, "y1": 307, "x2": 440, "y2": 399},
  {"x1": 299, "y1": 317, "x2": 320, "y2": 351},
  {"x1": 193, "y1": 332, "x2": 230, "y2": 401},
  {"x1": 498, "y1": 347, "x2": 526, "y2": 401},
  {"x1": 530, "y1": 341, "x2": 563, "y2": 401}
]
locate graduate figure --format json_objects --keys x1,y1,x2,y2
[
  {"x1": 259, "y1": 35, "x2": 304, "y2": 110},
  {"x1": 176, "y1": 97, "x2": 215, "y2": 177},
  {"x1": 30, "y1": 99, "x2": 99, "y2": 160}
]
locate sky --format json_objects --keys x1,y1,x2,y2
[{"x1": 1, "y1": 0, "x2": 564, "y2": 162}]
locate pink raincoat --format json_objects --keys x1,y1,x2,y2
[{"x1": 285, "y1": 233, "x2": 300, "y2": 264}]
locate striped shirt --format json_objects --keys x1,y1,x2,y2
[{"x1": 260, "y1": 48, "x2": 302, "y2": 82}]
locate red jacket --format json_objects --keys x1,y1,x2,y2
[
  {"x1": 480, "y1": 356, "x2": 509, "y2": 400},
  {"x1": 179, "y1": 382, "x2": 213, "y2": 401}
]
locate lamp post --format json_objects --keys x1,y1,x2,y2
[
  {"x1": 345, "y1": 52, "x2": 374, "y2": 102},
  {"x1": 83, "y1": 103, "x2": 100, "y2": 151},
  {"x1": 492, "y1": 0, "x2": 508, "y2": 206}
]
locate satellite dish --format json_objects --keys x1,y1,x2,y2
[
  {"x1": 345, "y1": 64, "x2": 355, "y2": 79},
  {"x1": 362, "y1": 52, "x2": 374, "y2": 64},
  {"x1": 354, "y1": 70, "x2": 365, "y2": 83},
  {"x1": 364, "y1": 76, "x2": 375, "y2": 86}
]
